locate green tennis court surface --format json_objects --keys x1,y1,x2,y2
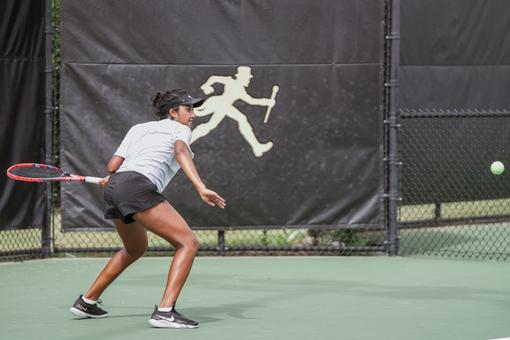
[{"x1": 1, "y1": 256, "x2": 509, "y2": 340}]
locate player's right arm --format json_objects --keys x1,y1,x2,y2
[
  {"x1": 108, "y1": 125, "x2": 138, "y2": 173},
  {"x1": 107, "y1": 155, "x2": 124, "y2": 174},
  {"x1": 97, "y1": 155, "x2": 124, "y2": 187},
  {"x1": 100, "y1": 126, "x2": 134, "y2": 186}
]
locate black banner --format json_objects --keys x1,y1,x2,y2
[
  {"x1": 400, "y1": 0, "x2": 510, "y2": 109},
  {"x1": 0, "y1": 0, "x2": 47, "y2": 230},
  {"x1": 60, "y1": 0, "x2": 385, "y2": 229}
]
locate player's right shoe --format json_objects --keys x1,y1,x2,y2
[
  {"x1": 69, "y1": 294, "x2": 108, "y2": 318},
  {"x1": 148, "y1": 306, "x2": 199, "y2": 328}
]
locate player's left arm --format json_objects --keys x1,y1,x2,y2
[{"x1": 174, "y1": 140, "x2": 226, "y2": 209}]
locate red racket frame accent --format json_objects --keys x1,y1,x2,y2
[{"x1": 6, "y1": 163, "x2": 87, "y2": 183}]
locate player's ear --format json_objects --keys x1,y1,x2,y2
[{"x1": 168, "y1": 107, "x2": 177, "y2": 119}]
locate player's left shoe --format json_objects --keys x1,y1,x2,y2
[{"x1": 148, "y1": 306, "x2": 199, "y2": 328}]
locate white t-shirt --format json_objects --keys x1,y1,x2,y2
[{"x1": 115, "y1": 119, "x2": 194, "y2": 192}]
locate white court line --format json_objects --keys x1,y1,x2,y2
[{"x1": 489, "y1": 337, "x2": 510, "y2": 340}]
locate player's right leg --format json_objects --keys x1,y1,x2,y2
[
  {"x1": 83, "y1": 219, "x2": 148, "y2": 299},
  {"x1": 69, "y1": 219, "x2": 148, "y2": 318}
]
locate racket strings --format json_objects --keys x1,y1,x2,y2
[{"x1": 10, "y1": 166, "x2": 66, "y2": 179}]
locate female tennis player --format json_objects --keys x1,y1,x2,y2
[{"x1": 69, "y1": 88, "x2": 226, "y2": 328}]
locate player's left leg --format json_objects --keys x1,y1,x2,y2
[{"x1": 133, "y1": 201, "x2": 199, "y2": 328}]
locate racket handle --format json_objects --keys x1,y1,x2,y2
[{"x1": 84, "y1": 176, "x2": 102, "y2": 184}]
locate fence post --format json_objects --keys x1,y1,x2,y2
[
  {"x1": 218, "y1": 230, "x2": 225, "y2": 256},
  {"x1": 42, "y1": 0, "x2": 54, "y2": 258},
  {"x1": 385, "y1": 0, "x2": 401, "y2": 256}
]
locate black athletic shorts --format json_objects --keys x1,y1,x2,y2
[{"x1": 104, "y1": 171, "x2": 166, "y2": 224}]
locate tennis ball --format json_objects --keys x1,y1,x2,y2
[{"x1": 490, "y1": 161, "x2": 505, "y2": 175}]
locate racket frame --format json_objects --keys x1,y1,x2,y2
[{"x1": 6, "y1": 163, "x2": 101, "y2": 184}]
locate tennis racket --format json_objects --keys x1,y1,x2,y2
[{"x1": 6, "y1": 163, "x2": 101, "y2": 184}]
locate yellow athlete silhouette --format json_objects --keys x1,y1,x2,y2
[{"x1": 191, "y1": 66, "x2": 279, "y2": 157}]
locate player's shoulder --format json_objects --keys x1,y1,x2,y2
[
  {"x1": 122, "y1": 121, "x2": 156, "y2": 140},
  {"x1": 178, "y1": 124, "x2": 192, "y2": 134},
  {"x1": 131, "y1": 120, "x2": 154, "y2": 130},
  {"x1": 169, "y1": 120, "x2": 191, "y2": 134}
]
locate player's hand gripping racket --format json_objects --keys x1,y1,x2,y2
[{"x1": 7, "y1": 163, "x2": 101, "y2": 184}]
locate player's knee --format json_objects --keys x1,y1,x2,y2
[
  {"x1": 127, "y1": 249, "x2": 145, "y2": 260},
  {"x1": 186, "y1": 235, "x2": 199, "y2": 255},
  {"x1": 126, "y1": 242, "x2": 147, "y2": 259}
]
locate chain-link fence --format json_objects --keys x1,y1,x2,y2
[
  {"x1": 0, "y1": 228, "x2": 44, "y2": 261},
  {"x1": 1, "y1": 203, "x2": 388, "y2": 261},
  {"x1": 49, "y1": 208, "x2": 387, "y2": 257},
  {"x1": 398, "y1": 109, "x2": 510, "y2": 260}
]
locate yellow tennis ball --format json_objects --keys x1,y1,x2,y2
[{"x1": 490, "y1": 161, "x2": 505, "y2": 175}]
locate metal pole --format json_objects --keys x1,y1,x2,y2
[
  {"x1": 385, "y1": 0, "x2": 401, "y2": 256},
  {"x1": 218, "y1": 230, "x2": 225, "y2": 256},
  {"x1": 42, "y1": 0, "x2": 54, "y2": 258}
]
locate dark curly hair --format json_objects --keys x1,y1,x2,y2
[{"x1": 152, "y1": 88, "x2": 187, "y2": 119}]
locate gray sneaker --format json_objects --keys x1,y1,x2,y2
[
  {"x1": 148, "y1": 305, "x2": 198, "y2": 328},
  {"x1": 69, "y1": 295, "x2": 108, "y2": 318}
]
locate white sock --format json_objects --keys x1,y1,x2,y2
[
  {"x1": 81, "y1": 295, "x2": 97, "y2": 304},
  {"x1": 158, "y1": 306, "x2": 173, "y2": 312}
]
